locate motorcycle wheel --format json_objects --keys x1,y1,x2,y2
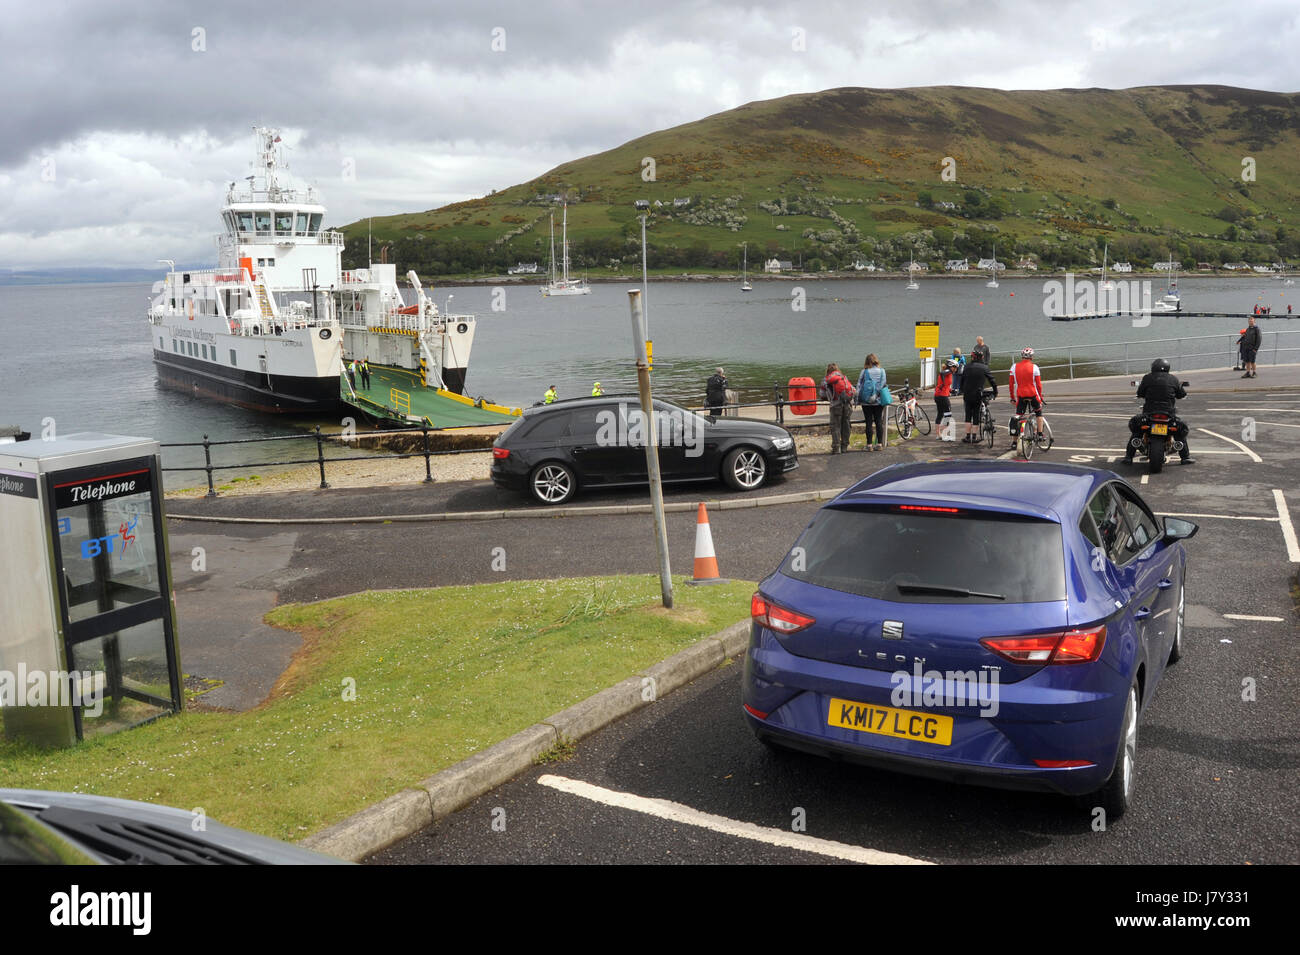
[{"x1": 1148, "y1": 435, "x2": 1166, "y2": 474}]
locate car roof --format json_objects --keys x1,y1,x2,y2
[
  {"x1": 832, "y1": 461, "x2": 1114, "y2": 522},
  {"x1": 523, "y1": 394, "x2": 677, "y2": 415}
]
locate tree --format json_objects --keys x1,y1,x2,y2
[{"x1": 917, "y1": 191, "x2": 934, "y2": 209}]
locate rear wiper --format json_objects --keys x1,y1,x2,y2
[{"x1": 895, "y1": 582, "x2": 1005, "y2": 600}]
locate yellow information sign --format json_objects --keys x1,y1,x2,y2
[{"x1": 914, "y1": 321, "x2": 940, "y2": 351}]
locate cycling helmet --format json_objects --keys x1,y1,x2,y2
[
  {"x1": 1151, "y1": 358, "x2": 1170, "y2": 373},
  {"x1": 1020, "y1": 347, "x2": 1035, "y2": 359},
  {"x1": 943, "y1": 358, "x2": 958, "y2": 369}
]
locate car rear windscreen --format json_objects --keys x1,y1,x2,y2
[{"x1": 781, "y1": 506, "x2": 1066, "y2": 603}]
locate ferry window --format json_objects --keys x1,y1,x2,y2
[
  {"x1": 309, "y1": 214, "x2": 323, "y2": 233},
  {"x1": 255, "y1": 211, "x2": 271, "y2": 234},
  {"x1": 296, "y1": 213, "x2": 309, "y2": 233},
  {"x1": 257, "y1": 258, "x2": 266, "y2": 267},
  {"x1": 276, "y1": 212, "x2": 292, "y2": 233},
  {"x1": 230, "y1": 350, "x2": 237, "y2": 366},
  {"x1": 238, "y1": 212, "x2": 254, "y2": 233},
  {"x1": 266, "y1": 257, "x2": 275, "y2": 267},
  {"x1": 159, "y1": 336, "x2": 163, "y2": 349}
]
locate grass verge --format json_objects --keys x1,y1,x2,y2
[{"x1": 0, "y1": 576, "x2": 752, "y2": 842}]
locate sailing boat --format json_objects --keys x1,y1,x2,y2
[
  {"x1": 1099, "y1": 242, "x2": 1115, "y2": 292},
  {"x1": 906, "y1": 253, "x2": 919, "y2": 290},
  {"x1": 541, "y1": 203, "x2": 590, "y2": 296},
  {"x1": 741, "y1": 242, "x2": 752, "y2": 292},
  {"x1": 1155, "y1": 255, "x2": 1181, "y2": 311},
  {"x1": 985, "y1": 244, "x2": 999, "y2": 288}
]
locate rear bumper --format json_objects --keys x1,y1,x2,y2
[{"x1": 742, "y1": 623, "x2": 1127, "y2": 796}]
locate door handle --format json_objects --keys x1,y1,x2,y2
[
  {"x1": 571, "y1": 447, "x2": 586, "y2": 454},
  {"x1": 1134, "y1": 606, "x2": 1151, "y2": 620},
  {"x1": 1157, "y1": 578, "x2": 1173, "y2": 589}
]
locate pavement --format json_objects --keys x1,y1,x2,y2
[{"x1": 160, "y1": 367, "x2": 1300, "y2": 862}]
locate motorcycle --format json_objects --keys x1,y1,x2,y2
[{"x1": 1129, "y1": 410, "x2": 1185, "y2": 473}]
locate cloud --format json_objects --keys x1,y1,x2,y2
[{"x1": 2, "y1": 0, "x2": 1297, "y2": 266}]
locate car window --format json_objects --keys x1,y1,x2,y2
[
  {"x1": 565, "y1": 408, "x2": 604, "y2": 440},
  {"x1": 1086, "y1": 485, "x2": 1126, "y2": 560},
  {"x1": 1114, "y1": 485, "x2": 1159, "y2": 556},
  {"x1": 1079, "y1": 511, "x2": 1102, "y2": 550},
  {"x1": 781, "y1": 506, "x2": 1066, "y2": 603},
  {"x1": 521, "y1": 414, "x2": 569, "y2": 441}
]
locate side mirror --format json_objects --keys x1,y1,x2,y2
[{"x1": 1163, "y1": 517, "x2": 1199, "y2": 542}]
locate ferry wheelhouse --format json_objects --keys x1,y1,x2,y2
[{"x1": 149, "y1": 127, "x2": 477, "y2": 414}]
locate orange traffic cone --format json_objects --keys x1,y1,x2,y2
[{"x1": 687, "y1": 502, "x2": 728, "y2": 585}]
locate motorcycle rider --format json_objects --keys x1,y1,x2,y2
[{"x1": 1127, "y1": 358, "x2": 1193, "y2": 465}]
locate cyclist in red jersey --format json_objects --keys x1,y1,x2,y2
[{"x1": 1009, "y1": 347, "x2": 1045, "y2": 440}]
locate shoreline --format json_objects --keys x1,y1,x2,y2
[{"x1": 415, "y1": 269, "x2": 1262, "y2": 287}]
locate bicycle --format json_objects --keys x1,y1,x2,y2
[
  {"x1": 979, "y1": 390, "x2": 996, "y2": 448},
  {"x1": 1011, "y1": 404, "x2": 1054, "y2": 460},
  {"x1": 891, "y1": 378, "x2": 932, "y2": 440}
]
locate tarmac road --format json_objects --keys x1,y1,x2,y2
[{"x1": 167, "y1": 383, "x2": 1300, "y2": 863}]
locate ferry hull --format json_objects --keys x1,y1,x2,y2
[{"x1": 153, "y1": 351, "x2": 342, "y2": 415}]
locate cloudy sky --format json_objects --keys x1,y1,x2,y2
[{"x1": 2, "y1": 0, "x2": 1296, "y2": 268}]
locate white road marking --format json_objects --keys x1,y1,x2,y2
[
  {"x1": 536, "y1": 774, "x2": 931, "y2": 865},
  {"x1": 1055, "y1": 446, "x2": 1243, "y2": 454},
  {"x1": 1038, "y1": 412, "x2": 1132, "y2": 420},
  {"x1": 1140, "y1": 474, "x2": 1149, "y2": 484},
  {"x1": 1196, "y1": 427, "x2": 1263, "y2": 463},
  {"x1": 1206, "y1": 406, "x2": 1300, "y2": 412},
  {"x1": 1157, "y1": 512, "x2": 1279, "y2": 521},
  {"x1": 1274, "y1": 490, "x2": 1300, "y2": 563},
  {"x1": 1223, "y1": 614, "x2": 1285, "y2": 622}
]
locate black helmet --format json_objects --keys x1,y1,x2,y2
[{"x1": 1151, "y1": 358, "x2": 1170, "y2": 374}]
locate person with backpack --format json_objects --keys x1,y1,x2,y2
[
  {"x1": 857, "y1": 354, "x2": 888, "y2": 452},
  {"x1": 820, "y1": 361, "x2": 855, "y2": 454}
]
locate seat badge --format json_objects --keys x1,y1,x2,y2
[{"x1": 882, "y1": 620, "x2": 904, "y2": 640}]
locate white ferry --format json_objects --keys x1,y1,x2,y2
[{"x1": 148, "y1": 127, "x2": 476, "y2": 414}]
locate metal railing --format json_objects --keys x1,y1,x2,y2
[
  {"x1": 163, "y1": 427, "x2": 485, "y2": 497},
  {"x1": 993, "y1": 330, "x2": 1298, "y2": 379}
]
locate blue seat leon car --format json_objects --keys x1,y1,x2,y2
[{"x1": 742, "y1": 461, "x2": 1197, "y2": 818}]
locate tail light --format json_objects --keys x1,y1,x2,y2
[
  {"x1": 1033, "y1": 759, "x2": 1095, "y2": 768},
  {"x1": 980, "y1": 625, "x2": 1106, "y2": 664},
  {"x1": 492, "y1": 447, "x2": 510, "y2": 460},
  {"x1": 1150, "y1": 413, "x2": 1171, "y2": 422},
  {"x1": 751, "y1": 593, "x2": 815, "y2": 635}
]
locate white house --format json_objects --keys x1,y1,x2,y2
[
  {"x1": 673, "y1": 197, "x2": 691, "y2": 207},
  {"x1": 634, "y1": 199, "x2": 650, "y2": 209},
  {"x1": 945, "y1": 259, "x2": 969, "y2": 271},
  {"x1": 851, "y1": 258, "x2": 877, "y2": 271},
  {"x1": 1112, "y1": 262, "x2": 1133, "y2": 272},
  {"x1": 1154, "y1": 261, "x2": 1182, "y2": 271},
  {"x1": 977, "y1": 258, "x2": 1004, "y2": 271},
  {"x1": 1017, "y1": 258, "x2": 1038, "y2": 270}
]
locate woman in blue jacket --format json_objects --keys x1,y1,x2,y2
[{"x1": 857, "y1": 354, "x2": 887, "y2": 451}]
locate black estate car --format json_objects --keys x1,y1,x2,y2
[{"x1": 491, "y1": 395, "x2": 799, "y2": 505}]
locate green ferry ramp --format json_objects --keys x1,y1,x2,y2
[{"x1": 341, "y1": 365, "x2": 521, "y2": 429}]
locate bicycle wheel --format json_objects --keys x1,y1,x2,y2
[
  {"x1": 1018, "y1": 429, "x2": 1035, "y2": 460},
  {"x1": 982, "y1": 405, "x2": 995, "y2": 448},
  {"x1": 1036, "y1": 419, "x2": 1054, "y2": 451},
  {"x1": 894, "y1": 404, "x2": 915, "y2": 440},
  {"x1": 916, "y1": 405, "x2": 932, "y2": 435}
]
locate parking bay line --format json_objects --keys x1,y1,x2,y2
[
  {"x1": 1053, "y1": 446, "x2": 1245, "y2": 454},
  {"x1": 536, "y1": 774, "x2": 931, "y2": 865},
  {"x1": 1223, "y1": 614, "x2": 1285, "y2": 622},
  {"x1": 1197, "y1": 427, "x2": 1263, "y2": 463},
  {"x1": 1274, "y1": 489, "x2": 1300, "y2": 563}
]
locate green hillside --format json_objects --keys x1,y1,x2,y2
[{"x1": 338, "y1": 85, "x2": 1300, "y2": 278}]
